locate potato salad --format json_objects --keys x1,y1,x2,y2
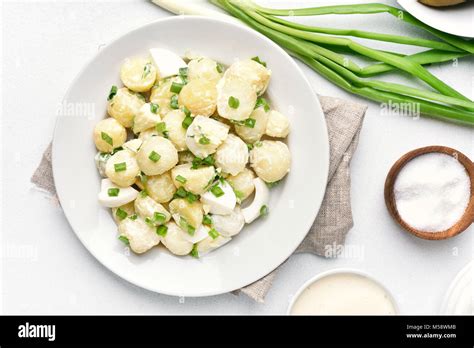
[{"x1": 93, "y1": 48, "x2": 291, "y2": 257}]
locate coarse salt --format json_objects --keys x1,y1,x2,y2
[{"x1": 394, "y1": 152, "x2": 471, "y2": 232}]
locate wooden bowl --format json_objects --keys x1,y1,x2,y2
[{"x1": 384, "y1": 146, "x2": 474, "y2": 240}]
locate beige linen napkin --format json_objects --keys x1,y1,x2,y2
[{"x1": 31, "y1": 95, "x2": 366, "y2": 302}]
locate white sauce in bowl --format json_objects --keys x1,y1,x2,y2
[{"x1": 290, "y1": 272, "x2": 397, "y2": 315}]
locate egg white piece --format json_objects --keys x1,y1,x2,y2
[
  {"x1": 196, "y1": 235, "x2": 232, "y2": 256},
  {"x1": 149, "y1": 48, "x2": 187, "y2": 78},
  {"x1": 98, "y1": 178, "x2": 139, "y2": 208},
  {"x1": 241, "y1": 178, "x2": 269, "y2": 223},
  {"x1": 211, "y1": 206, "x2": 245, "y2": 237},
  {"x1": 200, "y1": 180, "x2": 236, "y2": 215},
  {"x1": 181, "y1": 224, "x2": 211, "y2": 244}
]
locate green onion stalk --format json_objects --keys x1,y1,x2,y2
[
  {"x1": 211, "y1": 0, "x2": 474, "y2": 126},
  {"x1": 210, "y1": 0, "x2": 474, "y2": 125}
]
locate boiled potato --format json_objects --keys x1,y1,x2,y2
[
  {"x1": 212, "y1": 206, "x2": 245, "y2": 237},
  {"x1": 225, "y1": 59, "x2": 271, "y2": 96},
  {"x1": 178, "y1": 150, "x2": 195, "y2": 164},
  {"x1": 185, "y1": 115, "x2": 229, "y2": 158},
  {"x1": 146, "y1": 172, "x2": 176, "y2": 203},
  {"x1": 179, "y1": 79, "x2": 217, "y2": 117},
  {"x1": 171, "y1": 163, "x2": 215, "y2": 195},
  {"x1": 214, "y1": 134, "x2": 248, "y2": 176},
  {"x1": 149, "y1": 77, "x2": 181, "y2": 116},
  {"x1": 226, "y1": 168, "x2": 255, "y2": 201},
  {"x1": 250, "y1": 141, "x2": 291, "y2": 183},
  {"x1": 216, "y1": 76, "x2": 257, "y2": 121},
  {"x1": 266, "y1": 110, "x2": 290, "y2": 138},
  {"x1": 107, "y1": 87, "x2": 145, "y2": 128},
  {"x1": 163, "y1": 110, "x2": 187, "y2": 151},
  {"x1": 187, "y1": 57, "x2": 223, "y2": 82},
  {"x1": 234, "y1": 106, "x2": 269, "y2": 144},
  {"x1": 93, "y1": 118, "x2": 127, "y2": 153},
  {"x1": 118, "y1": 217, "x2": 160, "y2": 254},
  {"x1": 120, "y1": 57, "x2": 157, "y2": 92},
  {"x1": 134, "y1": 194, "x2": 171, "y2": 223},
  {"x1": 160, "y1": 222, "x2": 194, "y2": 256},
  {"x1": 136, "y1": 136, "x2": 178, "y2": 176},
  {"x1": 133, "y1": 103, "x2": 161, "y2": 134},
  {"x1": 111, "y1": 202, "x2": 135, "y2": 224},
  {"x1": 105, "y1": 149, "x2": 140, "y2": 187},
  {"x1": 169, "y1": 198, "x2": 203, "y2": 231},
  {"x1": 138, "y1": 127, "x2": 159, "y2": 141}
]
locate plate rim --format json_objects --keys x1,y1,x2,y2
[{"x1": 51, "y1": 15, "x2": 330, "y2": 297}]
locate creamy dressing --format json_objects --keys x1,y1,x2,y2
[{"x1": 290, "y1": 273, "x2": 397, "y2": 315}]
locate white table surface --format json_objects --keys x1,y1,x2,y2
[{"x1": 1, "y1": 0, "x2": 472, "y2": 315}]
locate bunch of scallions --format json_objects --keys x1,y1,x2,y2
[{"x1": 181, "y1": 0, "x2": 474, "y2": 125}]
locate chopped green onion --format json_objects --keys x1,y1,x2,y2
[
  {"x1": 139, "y1": 172, "x2": 148, "y2": 185},
  {"x1": 245, "y1": 118, "x2": 256, "y2": 128},
  {"x1": 182, "y1": 106, "x2": 191, "y2": 117},
  {"x1": 118, "y1": 235, "x2": 129, "y2": 245},
  {"x1": 115, "y1": 208, "x2": 128, "y2": 220},
  {"x1": 191, "y1": 155, "x2": 215, "y2": 169},
  {"x1": 153, "y1": 212, "x2": 167, "y2": 224},
  {"x1": 210, "y1": 184, "x2": 224, "y2": 198},
  {"x1": 266, "y1": 180, "x2": 281, "y2": 188},
  {"x1": 129, "y1": 214, "x2": 138, "y2": 220},
  {"x1": 156, "y1": 225, "x2": 168, "y2": 237},
  {"x1": 190, "y1": 244, "x2": 199, "y2": 258},
  {"x1": 170, "y1": 82, "x2": 184, "y2": 94},
  {"x1": 145, "y1": 217, "x2": 154, "y2": 226},
  {"x1": 199, "y1": 136, "x2": 211, "y2": 145},
  {"x1": 247, "y1": 143, "x2": 254, "y2": 151},
  {"x1": 139, "y1": 190, "x2": 148, "y2": 198},
  {"x1": 255, "y1": 141, "x2": 263, "y2": 148},
  {"x1": 108, "y1": 188, "x2": 120, "y2": 197},
  {"x1": 101, "y1": 132, "x2": 113, "y2": 146},
  {"x1": 208, "y1": 228, "x2": 220, "y2": 240},
  {"x1": 150, "y1": 103, "x2": 159, "y2": 114},
  {"x1": 142, "y1": 63, "x2": 152, "y2": 79},
  {"x1": 228, "y1": 96, "x2": 240, "y2": 109},
  {"x1": 111, "y1": 146, "x2": 123, "y2": 155},
  {"x1": 107, "y1": 85, "x2": 118, "y2": 100},
  {"x1": 182, "y1": 115, "x2": 193, "y2": 129},
  {"x1": 180, "y1": 217, "x2": 195, "y2": 235},
  {"x1": 251, "y1": 56, "x2": 267, "y2": 67},
  {"x1": 175, "y1": 187, "x2": 188, "y2": 198},
  {"x1": 170, "y1": 94, "x2": 179, "y2": 109},
  {"x1": 185, "y1": 192, "x2": 198, "y2": 204},
  {"x1": 234, "y1": 190, "x2": 244, "y2": 200},
  {"x1": 203, "y1": 215, "x2": 213, "y2": 225},
  {"x1": 148, "y1": 151, "x2": 161, "y2": 163},
  {"x1": 176, "y1": 175, "x2": 187, "y2": 184},
  {"x1": 203, "y1": 155, "x2": 215, "y2": 166},
  {"x1": 155, "y1": 122, "x2": 167, "y2": 133},
  {"x1": 179, "y1": 67, "x2": 188, "y2": 78},
  {"x1": 255, "y1": 97, "x2": 270, "y2": 112},
  {"x1": 216, "y1": 62, "x2": 224, "y2": 73},
  {"x1": 260, "y1": 205, "x2": 269, "y2": 217},
  {"x1": 114, "y1": 162, "x2": 127, "y2": 172}
]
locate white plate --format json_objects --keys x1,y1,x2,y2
[
  {"x1": 398, "y1": 0, "x2": 474, "y2": 38},
  {"x1": 440, "y1": 261, "x2": 473, "y2": 314},
  {"x1": 52, "y1": 16, "x2": 329, "y2": 297}
]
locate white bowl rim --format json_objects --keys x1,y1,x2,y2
[
  {"x1": 51, "y1": 15, "x2": 330, "y2": 297},
  {"x1": 440, "y1": 260, "x2": 473, "y2": 314},
  {"x1": 287, "y1": 268, "x2": 400, "y2": 315}
]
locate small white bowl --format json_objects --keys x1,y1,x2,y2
[{"x1": 287, "y1": 268, "x2": 399, "y2": 315}]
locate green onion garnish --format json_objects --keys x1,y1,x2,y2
[
  {"x1": 115, "y1": 208, "x2": 128, "y2": 220},
  {"x1": 245, "y1": 118, "x2": 256, "y2": 128},
  {"x1": 182, "y1": 115, "x2": 193, "y2": 129},
  {"x1": 255, "y1": 141, "x2": 263, "y2": 147},
  {"x1": 170, "y1": 94, "x2": 179, "y2": 109},
  {"x1": 210, "y1": 185, "x2": 224, "y2": 198},
  {"x1": 118, "y1": 235, "x2": 129, "y2": 245},
  {"x1": 176, "y1": 175, "x2": 187, "y2": 184},
  {"x1": 247, "y1": 143, "x2": 254, "y2": 151},
  {"x1": 179, "y1": 67, "x2": 188, "y2": 78},
  {"x1": 154, "y1": 212, "x2": 167, "y2": 224},
  {"x1": 199, "y1": 136, "x2": 211, "y2": 145},
  {"x1": 175, "y1": 187, "x2": 188, "y2": 198},
  {"x1": 142, "y1": 63, "x2": 152, "y2": 79},
  {"x1": 260, "y1": 205, "x2": 269, "y2": 217},
  {"x1": 255, "y1": 97, "x2": 270, "y2": 112},
  {"x1": 139, "y1": 190, "x2": 148, "y2": 198},
  {"x1": 208, "y1": 228, "x2": 220, "y2": 240},
  {"x1": 266, "y1": 181, "x2": 281, "y2": 188},
  {"x1": 203, "y1": 215, "x2": 213, "y2": 226},
  {"x1": 101, "y1": 132, "x2": 113, "y2": 146},
  {"x1": 170, "y1": 82, "x2": 184, "y2": 94},
  {"x1": 114, "y1": 162, "x2": 127, "y2": 172},
  {"x1": 145, "y1": 217, "x2": 154, "y2": 226},
  {"x1": 228, "y1": 96, "x2": 240, "y2": 109},
  {"x1": 216, "y1": 62, "x2": 224, "y2": 73},
  {"x1": 191, "y1": 155, "x2": 215, "y2": 169},
  {"x1": 179, "y1": 217, "x2": 195, "y2": 236},
  {"x1": 186, "y1": 192, "x2": 198, "y2": 204},
  {"x1": 190, "y1": 244, "x2": 199, "y2": 258},
  {"x1": 251, "y1": 56, "x2": 267, "y2": 67},
  {"x1": 234, "y1": 190, "x2": 244, "y2": 200},
  {"x1": 150, "y1": 103, "x2": 159, "y2": 114},
  {"x1": 107, "y1": 85, "x2": 118, "y2": 100},
  {"x1": 108, "y1": 188, "x2": 120, "y2": 197},
  {"x1": 156, "y1": 225, "x2": 168, "y2": 237},
  {"x1": 139, "y1": 172, "x2": 148, "y2": 185},
  {"x1": 129, "y1": 214, "x2": 138, "y2": 220},
  {"x1": 148, "y1": 151, "x2": 161, "y2": 163},
  {"x1": 156, "y1": 122, "x2": 167, "y2": 133},
  {"x1": 182, "y1": 106, "x2": 191, "y2": 117}
]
